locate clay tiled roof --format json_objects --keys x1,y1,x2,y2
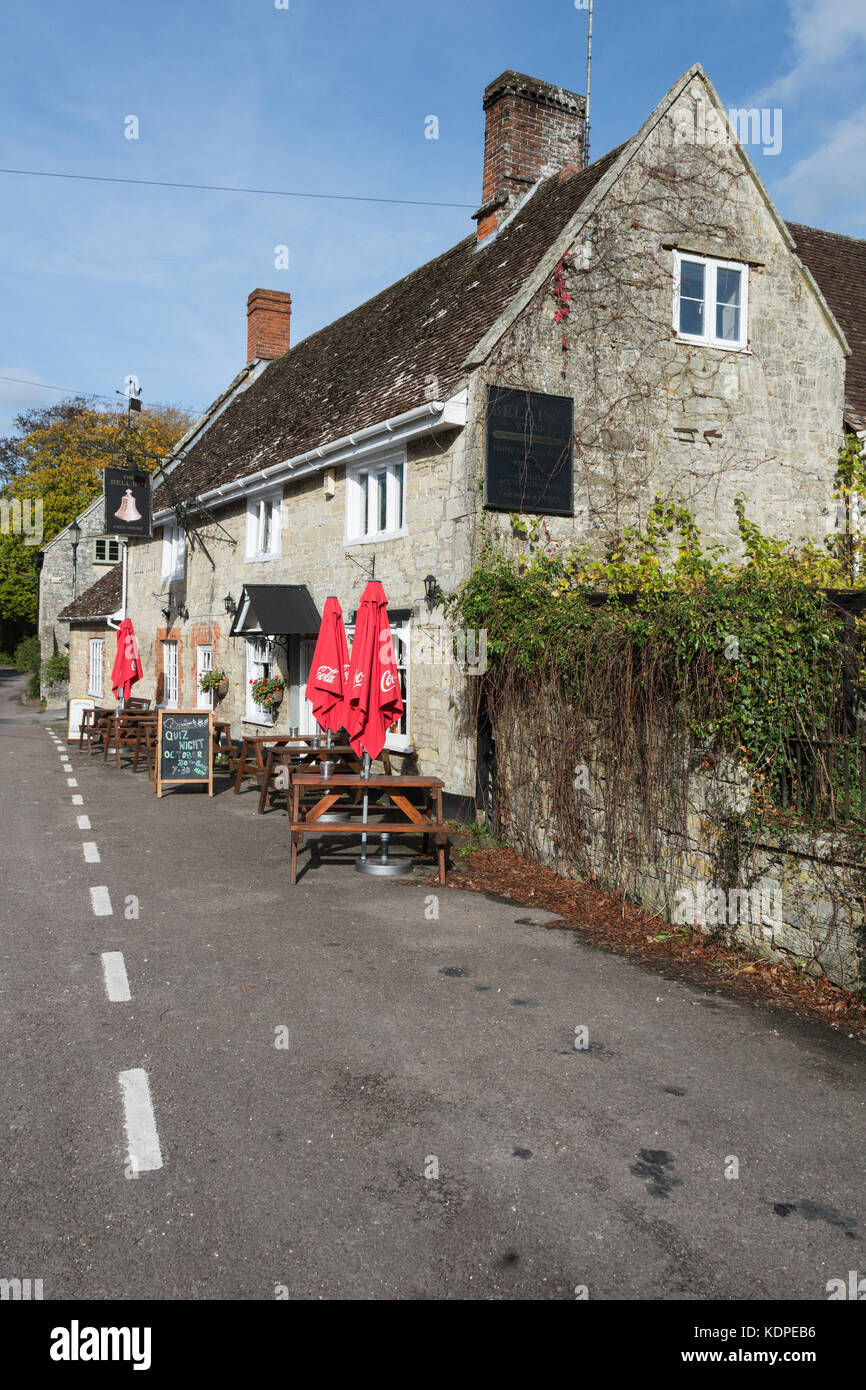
[
  {"x1": 787, "y1": 222, "x2": 866, "y2": 430},
  {"x1": 162, "y1": 145, "x2": 626, "y2": 507},
  {"x1": 58, "y1": 563, "x2": 123, "y2": 621}
]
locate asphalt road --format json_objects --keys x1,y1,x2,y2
[{"x1": 1, "y1": 667, "x2": 865, "y2": 1301}]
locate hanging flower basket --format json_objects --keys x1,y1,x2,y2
[
  {"x1": 199, "y1": 669, "x2": 228, "y2": 700},
  {"x1": 249, "y1": 675, "x2": 285, "y2": 713}
]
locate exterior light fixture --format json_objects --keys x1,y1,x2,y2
[
  {"x1": 423, "y1": 574, "x2": 441, "y2": 608},
  {"x1": 224, "y1": 593, "x2": 237, "y2": 615},
  {"x1": 69, "y1": 518, "x2": 82, "y2": 600}
]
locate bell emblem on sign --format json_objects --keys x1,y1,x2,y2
[{"x1": 114, "y1": 488, "x2": 142, "y2": 522}]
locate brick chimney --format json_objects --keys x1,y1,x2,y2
[
  {"x1": 247, "y1": 288, "x2": 292, "y2": 363},
  {"x1": 474, "y1": 71, "x2": 586, "y2": 242}
]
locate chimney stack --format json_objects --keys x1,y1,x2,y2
[
  {"x1": 473, "y1": 71, "x2": 586, "y2": 242},
  {"x1": 247, "y1": 288, "x2": 292, "y2": 363}
]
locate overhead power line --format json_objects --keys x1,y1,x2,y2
[
  {"x1": 0, "y1": 373, "x2": 203, "y2": 416},
  {"x1": 0, "y1": 166, "x2": 476, "y2": 210}
]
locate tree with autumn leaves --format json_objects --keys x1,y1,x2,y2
[{"x1": 0, "y1": 397, "x2": 191, "y2": 650}]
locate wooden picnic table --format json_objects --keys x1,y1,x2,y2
[
  {"x1": 102, "y1": 709, "x2": 155, "y2": 768},
  {"x1": 257, "y1": 742, "x2": 361, "y2": 814},
  {"x1": 78, "y1": 705, "x2": 117, "y2": 754},
  {"x1": 87, "y1": 710, "x2": 232, "y2": 778},
  {"x1": 289, "y1": 771, "x2": 448, "y2": 885},
  {"x1": 231, "y1": 733, "x2": 301, "y2": 794},
  {"x1": 232, "y1": 732, "x2": 385, "y2": 796}
]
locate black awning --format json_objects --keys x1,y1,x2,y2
[{"x1": 230, "y1": 584, "x2": 321, "y2": 636}]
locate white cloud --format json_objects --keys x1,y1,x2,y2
[
  {"x1": 757, "y1": 0, "x2": 866, "y2": 102},
  {"x1": 772, "y1": 105, "x2": 866, "y2": 225}
]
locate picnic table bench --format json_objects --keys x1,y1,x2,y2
[
  {"x1": 257, "y1": 742, "x2": 360, "y2": 813},
  {"x1": 289, "y1": 771, "x2": 448, "y2": 885}
]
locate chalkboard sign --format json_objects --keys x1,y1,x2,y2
[
  {"x1": 156, "y1": 709, "x2": 213, "y2": 797},
  {"x1": 484, "y1": 386, "x2": 574, "y2": 516}
]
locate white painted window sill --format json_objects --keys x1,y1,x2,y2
[
  {"x1": 674, "y1": 333, "x2": 752, "y2": 354},
  {"x1": 343, "y1": 528, "x2": 408, "y2": 547}
]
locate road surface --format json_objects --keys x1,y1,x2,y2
[{"x1": 1, "y1": 668, "x2": 864, "y2": 1299}]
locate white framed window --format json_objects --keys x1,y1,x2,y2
[
  {"x1": 246, "y1": 491, "x2": 282, "y2": 561},
  {"x1": 93, "y1": 537, "x2": 122, "y2": 565},
  {"x1": 87, "y1": 638, "x2": 104, "y2": 698},
  {"x1": 345, "y1": 617, "x2": 411, "y2": 752},
  {"x1": 298, "y1": 638, "x2": 318, "y2": 737},
  {"x1": 673, "y1": 252, "x2": 748, "y2": 350},
  {"x1": 161, "y1": 640, "x2": 178, "y2": 707},
  {"x1": 245, "y1": 636, "x2": 274, "y2": 724},
  {"x1": 196, "y1": 643, "x2": 213, "y2": 711},
  {"x1": 161, "y1": 523, "x2": 185, "y2": 581},
  {"x1": 345, "y1": 452, "x2": 406, "y2": 545},
  {"x1": 387, "y1": 623, "x2": 411, "y2": 752}
]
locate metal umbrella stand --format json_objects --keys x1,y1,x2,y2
[
  {"x1": 345, "y1": 580, "x2": 412, "y2": 877},
  {"x1": 355, "y1": 753, "x2": 411, "y2": 877}
]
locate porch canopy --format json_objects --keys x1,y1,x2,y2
[{"x1": 229, "y1": 584, "x2": 320, "y2": 637}]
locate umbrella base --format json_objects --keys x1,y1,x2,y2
[{"x1": 355, "y1": 854, "x2": 413, "y2": 877}]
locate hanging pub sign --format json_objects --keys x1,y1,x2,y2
[
  {"x1": 155, "y1": 710, "x2": 213, "y2": 797},
  {"x1": 103, "y1": 466, "x2": 153, "y2": 538},
  {"x1": 484, "y1": 386, "x2": 574, "y2": 516}
]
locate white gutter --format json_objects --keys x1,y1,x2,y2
[{"x1": 152, "y1": 395, "x2": 467, "y2": 523}]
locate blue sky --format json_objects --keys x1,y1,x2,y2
[{"x1": 1, "y1": 0, "x2": 864, "y2": 433}]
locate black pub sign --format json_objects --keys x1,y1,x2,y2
[
  {"x1": 484, "y1": 386, "x2": 574, "y2": 516},
  {"x1": 103, "y1": 466, "x2": 153, "y2": 539}
]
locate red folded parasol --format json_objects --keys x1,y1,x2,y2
[
  {"x1": 111, "y1": 618, "x2": 142, "y2": 703},
  {"x1": 305, "y1": 596, "x2": 351, "y2": 735},
  {"x1": 343, "y1": 581, "x2": 403, "y2": 759}
]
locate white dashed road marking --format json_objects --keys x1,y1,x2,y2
[
  {"x1": 101, "y1": 952, "x2": 131, "y2": 1002},
  {"x1": 89, "y1": 886, "x2": 113, "y2": 916},
  {"x1": 66, "y1": 778, "x2": 78, "y2": 787},
  {"x1": 77, "y1": 815, "x2": 92, "y2": 830},
  {"x1": 82, "y1": 842, "x2": 100, "y2": 864},
  {"x1": 118, "y1": 1069, "x2": 163, "y2": 1173},
  {"x1": 71, "y1": 795, "x2": 83, "y2": 806}
]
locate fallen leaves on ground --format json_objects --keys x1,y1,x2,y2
[{"x1": 414, "y1": 845, "x2": 866, "y2": 1039}]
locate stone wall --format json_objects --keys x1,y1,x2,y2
[
  {"x1": 464, "y1": 73, "x2": 846, "y2": 565},
  {"x1": 39, "y1": 498, "x2": 120, "y2": 708},
  {"x1": 493, "y1": 717, "x2": 865, "y2": 991},
  {"x1": 68, "y1": 621, "x2": 112, "y2": 707},
  {"x1": 69, "y1": 428, "x2": 481, "y2": 799}
]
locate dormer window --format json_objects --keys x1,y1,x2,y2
[{"x1": 674, "y1": 252, "x2": 748, "y2": 350}]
